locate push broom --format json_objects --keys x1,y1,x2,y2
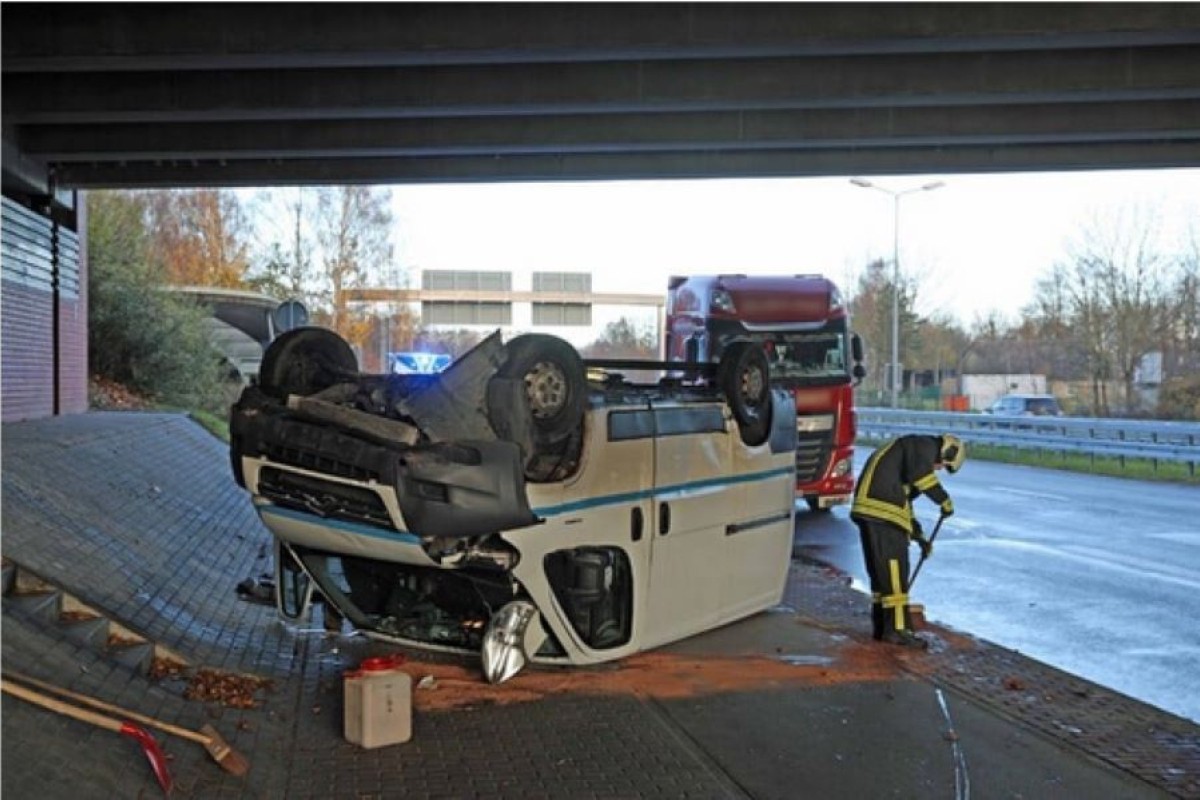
[{"x1": 2, "y1": 671, "x2": 249, "y2": 777}]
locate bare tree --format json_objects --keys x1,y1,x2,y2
[
  {"x1": 1077, "y1": 209, "x2": 1169, "y2": 412},
  {"x1": 581, "y1": 317, "x2": 658, "y2": 359},
  {"x1": 847, "y1": 257, "x2": 926, "y2": 396},
  {"x1": 1157, "y1": 223, "x2": 1200, "y2": 418},
  {"x1": 311, "y1": 186, "x2": 395, "y2": 344}
]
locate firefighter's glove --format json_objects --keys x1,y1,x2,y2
[
  {"x1": 940, "y1": 499, "x2": 955, "y2": 518},
  {"x1": 914, "y1": 533, "x2": 933, "y2": 559}
]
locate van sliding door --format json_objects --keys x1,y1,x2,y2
[{"x1": 642, "y1": 402, "x2": 735, "y2": 649}]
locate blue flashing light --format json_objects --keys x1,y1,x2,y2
[{"x1": 389, "y1": 351, "x2": 452, "y2": 374}]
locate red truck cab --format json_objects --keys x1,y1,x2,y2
[{"x1": 664, "y1": 274, "x2": 865, "y2": 511}]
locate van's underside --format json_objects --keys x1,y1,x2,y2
[{"x1": 233, "y1": 326, "x2": 786, "y2": 681}]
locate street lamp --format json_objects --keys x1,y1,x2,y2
[{"x1": 850, "y1": 177, "x2": 945, "y2": 408}]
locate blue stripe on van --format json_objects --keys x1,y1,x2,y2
[
  {"x1": 532, "y1": 465, "x2": 795, "y2": 517},
  {"x1": 257, "y1": 505, "x2": 421, "y2": 544},
  {"x1": 258, "y1": 465, "x2": 794, "y2": 539}
]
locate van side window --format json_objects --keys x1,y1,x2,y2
[{"x1": 608, "y1": 407, "x2": 726, "y2": 442}]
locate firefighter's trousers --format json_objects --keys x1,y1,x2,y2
[{"x1": 855, "y1": 517, "x2": 913, "y2": 638}]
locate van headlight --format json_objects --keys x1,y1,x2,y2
[
  {"x1": 830, "y1": 456, "x2": 852, "y2": 478},
  {"x1": 481, "y1": 600, "x2": 537, "y2": 684}
]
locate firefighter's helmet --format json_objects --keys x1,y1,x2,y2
[{"x1": 940, "y1": 434, "x2": 966, "y2": 473}]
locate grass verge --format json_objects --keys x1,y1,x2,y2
[{"x1": 189, "y1": 408, "x2": 231, "y2": 443}]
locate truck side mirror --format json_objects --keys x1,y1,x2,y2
[{"x1": 850, "y1": 333, "x2": 866, "y2": 386}]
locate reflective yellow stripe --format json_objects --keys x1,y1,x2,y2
[
  {"x1": 852, "y1": 498, "x2": 913, "y2": 533},
  {"x1": 914, "y1": 472, "x2": 940, "y2": 491},
  {"x1": 853, "y1": 441, "x2": 895, "y2": 503},
  {"x1": 888, "y1": 560, "x2": 906, "y2": 630}
]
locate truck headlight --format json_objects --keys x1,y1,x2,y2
[
  {"x1": 830, "y1": 456, "x2": 852, "y2": 478},
  {"x1": 710, "y1": 289, "x2": 737, "y2": 314}
]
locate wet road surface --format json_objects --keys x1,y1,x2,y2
[{"x1": 793, "y1": 453, "x2": 1200, "y2": 724}]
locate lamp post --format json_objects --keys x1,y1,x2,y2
[{"x1": 849, "y1": 178, "x2": 945, "y2": 408}]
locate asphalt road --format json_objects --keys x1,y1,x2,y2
[{"x1": 793, "y1": 453, "x2": 1200, "y2": 724}]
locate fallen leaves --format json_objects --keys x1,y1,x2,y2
[{"x1": 184, "y1": 668, "x2": 275, "y2": 709}]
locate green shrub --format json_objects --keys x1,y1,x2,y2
[{"x1": 88, "y1": 192, "x2": 229, "y2": 414}]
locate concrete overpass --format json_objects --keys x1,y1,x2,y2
[{"x1": 3, "y1": 3, "x2": 1200, "y2": 198}]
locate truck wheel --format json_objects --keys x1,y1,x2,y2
[
  {"x1": 496, "y1": 334, "x2": 586, "y2": 447},
  {"x1": 258, "y1": 327, "x2": 357, "y2": 400},
  {"x1": 805, "y1": 498, "x2": 830, "y2": 514},
  {"x1": 719, "y1": 341, "x2": 772, "y2": 446}
]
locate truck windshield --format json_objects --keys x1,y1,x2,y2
[{"x1": 733, "y1": 331, "x2": 849, "y2": 383}]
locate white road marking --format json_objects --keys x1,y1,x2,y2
[
  {"x1": 1148, "y1": 532, "x2": 1200, "y2": 546},
  {"x1": 985, "y1": 486, "x2": 1071, "y2": 503},
  {"x1": 935, "y1": 687, "x2": 970, "y2": 800}
]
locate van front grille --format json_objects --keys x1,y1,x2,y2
[{"x1": 259, "y1": 467, "x2": 393, "y2": 530}]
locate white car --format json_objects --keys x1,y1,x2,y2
[
  {"x1": 230, "y1": 329, "x2": 797, "y2": 682},
  {"x1": 985, "y1": 393, "x2": 1063, "y2": 417}
]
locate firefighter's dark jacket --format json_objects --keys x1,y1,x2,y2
[{"x1": 851, "y1": 435, "x2": 952, "y2": 535}]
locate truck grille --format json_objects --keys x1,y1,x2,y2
[{"x1": 795, "y1": 431, "x2": 833, "y2": 483}]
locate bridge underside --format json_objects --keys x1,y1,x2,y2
[{"x1": 3, "y1": 3, "x2": 1200, "y2": 196}]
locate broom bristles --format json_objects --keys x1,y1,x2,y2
[{"x1": 200, "y1": 724, "x2": 250, "y2": 777}]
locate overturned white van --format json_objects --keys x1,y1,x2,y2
[{"x1": 230, "y1": 328, "x2": 796, "y2": 682}]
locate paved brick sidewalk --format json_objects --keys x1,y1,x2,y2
[{"x1": 2, "y1": 412, "x2": 1196, "y2": 798}]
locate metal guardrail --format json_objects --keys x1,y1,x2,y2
[{"x1": 856, "y1": 408, "x2": 1200, "y2": 474}]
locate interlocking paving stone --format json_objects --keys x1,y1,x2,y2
[{"x1": 2, "y1": 412, "x2": 1196, "y2": 798}]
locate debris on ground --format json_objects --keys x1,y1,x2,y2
[
  {"x1": 88, "y1": 377, "x2": 153, "y2": 410},
  {"x1": 149, "y1": 656, "x2": 190, "y2": 681},
  {"x1": 184, "y1": 668, "x2": 275, "y2": 709},
  {"x1": 235, "y1": 575, "x2": 275, "y2": 605}
]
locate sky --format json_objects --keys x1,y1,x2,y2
[{"x1": 387, "y1": 167, "x2": 1199, "y2": 333}]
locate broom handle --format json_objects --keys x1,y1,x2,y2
[
  {"x1": 2, "y1": 672, "x2": 206, "y2": 744},
  {"x1": 2, "y1": 678, "x2": 128, "y2": 733}
]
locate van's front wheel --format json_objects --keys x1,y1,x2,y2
[
  {"x1": 496, "y1": 334, "x2": 587, "y2": 448},
  {"x1": 258, "y1": 327, "x2": 357, "y2": 400}
]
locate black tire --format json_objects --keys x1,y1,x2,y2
[
  {"x1": 718, "y1": 341, "x2": 772, "y2": 446},
  {"x1": 496, "y1": 334, "x2": 587, "y2": 447},
  {"x1": 805, "y1": 498, "x2": 831, "y2": 514},
  {"x1": 230, "y1": 431, "x2": 246, "y2": 488},
  {"x1": 258, "y1": 327, "x2": 358, "y2": 400}
]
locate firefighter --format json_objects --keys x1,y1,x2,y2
[{"x1": 850, "y1": 434, "x2": 966, "y2": 648}]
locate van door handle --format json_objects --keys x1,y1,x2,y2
[
  {"x1": 631, "y1": 507, "x2": 643, "y2": 541},
  {"x1": 659, "y1": 502, "x2": 671, "y2": 535}
]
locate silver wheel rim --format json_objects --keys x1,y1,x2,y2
[
  {"x1": 525, "y1": 360, "x2": 568, "y2": 419},
  {"x1": 741, "y1": 365, "x2": 765, "y2": 406}
]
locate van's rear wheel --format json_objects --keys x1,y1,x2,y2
[
  {"x1": 258, "y1": 327, "x2": 357, "y2": 400},
  {"x1": 719, "y1": 341, "x2": 772, "y2": 446}
]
